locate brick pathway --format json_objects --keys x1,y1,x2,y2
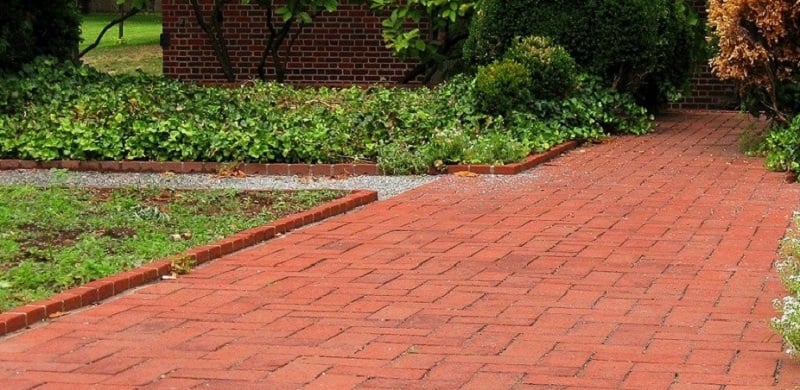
[{"x1": 3, "y1": 111, "x2": 800, "y2": 389}]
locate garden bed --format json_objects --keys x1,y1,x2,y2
[
  {"x1": 0, "y1": 59, "x2": 651, "y2": 176},
  {"x1": 0, "y1": 185, "x2": 377, "y2": 336}
]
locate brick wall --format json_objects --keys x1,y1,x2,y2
[
  {"x1": 162, "y1": 0, "x2": 738, "y2": 109},
  {"x1": 161, "y1": 0, "x2": 421, "y2": 84}
]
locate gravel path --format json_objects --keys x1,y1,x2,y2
[{"x1": 0, "y1": 169, "x2": 439, "y2": 199}]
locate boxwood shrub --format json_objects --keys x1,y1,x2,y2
[
  {"x1": 463, "y1": 0, "x2": 704, "y2": 109},
  {"x1": 503, "y1": 36, "x2": 577, "y2": 101}
]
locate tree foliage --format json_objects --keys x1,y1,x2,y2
[
  {"x1": 0, "y1": 0, "x2": 82, "y2": 73},
  {"x1": 463, "y1": 0, "x2": 704, "y2": 109},
  {"x1": 708, "y1": 0, "x2": 800, "y2": 123},
  {"x1": 368, "y1": 0, "x2": 474, "y2": 83}
]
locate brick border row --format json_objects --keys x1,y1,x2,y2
[
  {"x1": 0, "y1": 141, "x2": 578, "y2": 176},
  {"x1": 0, "y1": 190, "x2": 378, "y2": 337},
  {"x1": 435, "y1": 141, "x2": 578, "y2": 175}
]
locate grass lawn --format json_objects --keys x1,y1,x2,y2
[
  {"x1": 0, "y1": 183, "x2": 344, "y2": 311},
  {"x1": 80, "y1": 13, "x2": 162, "y2": 75}
]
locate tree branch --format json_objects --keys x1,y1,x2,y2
[
  {"x1": 78, "y1": 7, "x2": 141, "y2": 58},
  {"x1": 188, "y1": 0, "x2": 235, "y2": 81}
]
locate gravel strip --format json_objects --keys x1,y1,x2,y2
[{"x1": 0, "y1": 169, "x2": 439, "y2": 199}]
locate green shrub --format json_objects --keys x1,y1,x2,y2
[
  {"x1": 765, "y1": 116, "x2": 800, "y2": 176},
  {"x1": 772, "y1": 222, "x2": 800, "y2": 359},
  {"x1": 463, "y1": 0, "x2": 704, "y2": 108},
  {"x1": 0, "y1": 0, "x2": 81, "y2": 73},
  {"x1": 467, "y1": 132, "x2": 528, "y2": 165},
  {"x1": 421, "y1": 128, "x2": 473, "y2": 165},
  {"x1": 377, "y1": 143, "x2": 428, "y2": 175},
  {"x1": 0, "y1": 60, "x2": 653, "y2": 173},
  {"x1": 503, "y1": 36, "x2": 577, "y2": 100},
  {"x1": 473, "y1": 60, "x2": 532, "y2": 116}
]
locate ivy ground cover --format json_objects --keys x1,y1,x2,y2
[{"x1": 0, "y1": 59, "x2": 652, "y2": 175}]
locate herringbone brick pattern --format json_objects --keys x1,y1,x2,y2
[{"x1": 2, "y1": 111, "x2": 800, "y2": 388}]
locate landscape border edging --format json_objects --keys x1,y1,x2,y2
[
  {"x1": 0, "y1": 189, "x2": 378, "y2": 337},
  {"x1": 0, "y1": 141, "x2": 579, "y2": 176}
]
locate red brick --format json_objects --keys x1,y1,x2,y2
[
  {"x1": 10, "y1": 305, "x2": 46, "y2": 326},
  {"x1": 121, "y1": 270, "x2": 147, "y2": 289},
  {"x1": 0, "y1": 159, "x2": 20, "y2": 169},
  {"x1": 98, "y1": 161, "x2": 122, "y2": 172},
  {"x1": 0, "y1": 313, "x2": 27, "y2": 336},
  {"x1": 266, "y1": 163, "x2": 290, "y2": 175},
  {"x1": 467, "y1": 165, "x2": 492, "y2": 175},
  {"x1": 288, "y1": 164, "x2": 312, "y2": 176},
  {"x1": 137, "y1": 161, "x2": 164, "y2": 172},
  {"x1": 18, "y1": 160, "x2": 37, "y2": 169},
  {"x1": 235, "y1": 163, "x2": 263, "y2": 175},
  {"x1": 161, "y1": 161, "x2": 183, "y2": 173},
  {"x1": 446, "y1": 165, "x2": 469, "y2": 174},
  {"x1": 182, "y1": 161, "x2": 205, "y2": 173},
  {"x1": 328, "y1": 164, "x2": 351, "y2": 176},
  {"x1": 31, "y1": 299, "x2": 64, "y2": 318},
  {"x1": 78, "y1": 161, "x2": 102, "y2": 171},
  {"x1": 492, "y1": 165, "x2": 517, "y2": 175},
  {"x1": 60, "y1": 160, "x2": 80, "y2": 170},
  {"x1": 354, "y1": 164, "x2": 378, "y2": 175},
  {"x1": 310, "y1": 164, "x2": 333, "y2": 176}
]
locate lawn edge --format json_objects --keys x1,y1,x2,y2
[
  {"x1": 0, "y1": 141, "x2": 579, "y2": 176},
  {"x1": 0, "y1": 189, "x2": 378, "y2": 338}
]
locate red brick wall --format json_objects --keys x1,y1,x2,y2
[
  {"x1": 162, "y1": 0, "x2": 738, "y2": 109},
  {"x1": 161, "y1": 0, "x2": 421, "y2": 84}
]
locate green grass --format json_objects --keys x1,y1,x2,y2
[
  {"x1": 0, "y1": 180, "x2": 344, "y2": 311},
  {"x1": 80, "y1": 13, "x2": 162, "y2": 50},
  {"x1": 80, "y1": 13, "x2": 162, "y2": 75}
]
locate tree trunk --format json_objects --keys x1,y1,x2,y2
[
  {"x1": 188, "y1": 0, "x2": 236, "y2": 82},
  {"x1": 256, "y1": 4, "x2": 294, "y2": 83}
]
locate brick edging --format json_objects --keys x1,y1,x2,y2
[
  {"x1": 0, "y1": 141, "x2": 579, "y2": 176},
  {"x1": 0, "y1": 190, "x2": 378, "y2": 337},
  {"x1": 0, "y1": 160, "x2": 383, "y2": 176},
  {"x1": 436, "y1": 141, "x2": 579, "y2": 175}
]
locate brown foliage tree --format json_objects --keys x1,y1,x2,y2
[{"x1": 708, "y1": 0, "x2": 800, "y2": 123}]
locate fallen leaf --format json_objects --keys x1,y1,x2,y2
[
  {"x1": 331, "y1": 173, "x2": 352, "y2": 180},
  {"x1": 453, "y1": 171, "x2": 478, "y2": 177},
  {"x1": 48, "y1": 311, "x2": 68, "y2": 319},
  {"x1": 214, "y1": 164, "x2": 249, "y2": 178},
  {"x1": 299, "y1": 175, "x2": 319, "y2": 184}
]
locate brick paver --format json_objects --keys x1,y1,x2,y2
[{"x1": 3, "y1": 111, "x2": 800, "y2": 388}]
